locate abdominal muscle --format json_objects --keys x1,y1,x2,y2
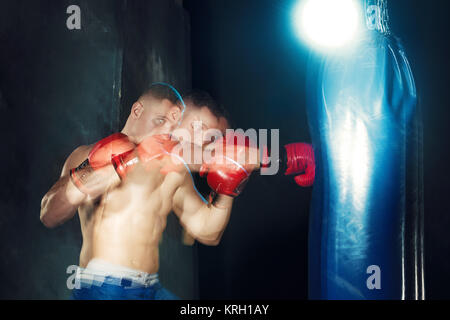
[{"x1": 78, "y1": 165, "x2": 184, "y2": 274}]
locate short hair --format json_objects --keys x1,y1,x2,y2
[
  {"x1": 139, "y1": 83, "x2": 181, "y2": 105},
  {"x1": 182, "y1": 90, "x2": 231, "y2": 124}
]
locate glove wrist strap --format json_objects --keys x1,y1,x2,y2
[{"x1": 70, "y1": 159, "x2": 94, "y2": 195}]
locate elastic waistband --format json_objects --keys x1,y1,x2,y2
[{"x1": 75, "y1": 258, "x2": 159, "y2": 289}]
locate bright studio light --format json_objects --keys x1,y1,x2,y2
[{"x1": 293, "y1": 0, "x2": 361, "y2": 49}]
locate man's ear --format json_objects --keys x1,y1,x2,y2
[
  {"x1": 131, "y1": 101, "x2": 144, "y2": 119},
  {"x1": 168, "y1": 105, "x2": 183, "y2": 123}
]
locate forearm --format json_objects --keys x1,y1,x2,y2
[
  {"x1": 191, "y1": 195, "x2": 234, "y2": 244},
  {"x1": 70, "y1": 163, "x2": 120, "y2": 197},
  {"x1": 41, "y1": 165, "x2": 119, "y2": 228},
  {"x1": 40, "y1": 175, "x2": 86, "y2": 228}
]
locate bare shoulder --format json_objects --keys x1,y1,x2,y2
[{"x1": 61, "y1": 144, "x2": 93, "y2": 177}]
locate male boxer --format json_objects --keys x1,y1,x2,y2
[
  {"x1": 40, "y1": 85, "x2": 315, "y2": 300},
  {"x1": 40, "y1": 84, "x2": 250, "y2": 299}
]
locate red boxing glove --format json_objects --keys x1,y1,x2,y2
[
  {"x1": 284, "y1": 143, "x2": 315, "y2": 187},
  {"x1": 200, "y1": 132, "x2": 258, "y2": 197},
  {"x1": 88, "y1": 133, "x2": 136, "y2": 169},
  {"x1": 71, "y1": 133, "x2": 136, "y2": 190},
  {"x1": 136, "y1": 134, "x2": 181, "y2": 174},
  {"x1": 111, "y1": 149, "x2": 139, "y2": 179}
]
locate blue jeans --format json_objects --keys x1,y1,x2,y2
[{"x1": 71, "y1": 275, "x2": 179, "y2": 300}]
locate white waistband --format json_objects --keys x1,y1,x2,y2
[{"x1": 76, "y1": 258, "x2": 159, "y2": 288}]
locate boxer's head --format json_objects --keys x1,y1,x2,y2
[
  {"x1": 173, "y1": 90, "x2": 229, "y2": 147},
  {"x1": 122, "y1": 84, "x2": 183, "y2": 143}
]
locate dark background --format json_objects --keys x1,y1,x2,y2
[{"x1": 0, "y1": 0, "x2": 449, "y2": 299}]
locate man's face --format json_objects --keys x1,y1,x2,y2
[
  {"x1": 134, "y1": 98, "x2": 181, "y2": 141},
  {"x1": 174, "y1": 105, "x2": 228, "y2": 147}
]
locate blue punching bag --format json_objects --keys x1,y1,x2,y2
[{"x1": 307, "y1": 0, "x2": 424, "y2": 299}]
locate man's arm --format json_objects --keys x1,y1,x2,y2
[
  {"x1": 173, "y1": 176, "x2": 234, "y2": 246},
  {"x1": 172, "y1": 132, "x2": 260, "y2": 245},
  {"x1": 40, "y1": 133, "x2": 137, "y2": 228},
  {"x1": 40, "y1": 145, "x2": 121, "y2": 228},
  {"x1": 40, "y1": 145, "x2": 90, "y2": 228}
]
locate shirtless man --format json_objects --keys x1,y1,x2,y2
[
  {"x1": 40, "y1": 85, "x2": 240, "y2": 299},
  {"x1": 40, "y1": 84, "x2": 315, "y2": 300}
]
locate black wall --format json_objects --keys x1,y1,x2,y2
[
  {"x1": 0, "y1": 0, "x2": 123, "y2": 299},
  {"x1": 185, "y1": 0, "x2": 450, "y2": 299}
]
